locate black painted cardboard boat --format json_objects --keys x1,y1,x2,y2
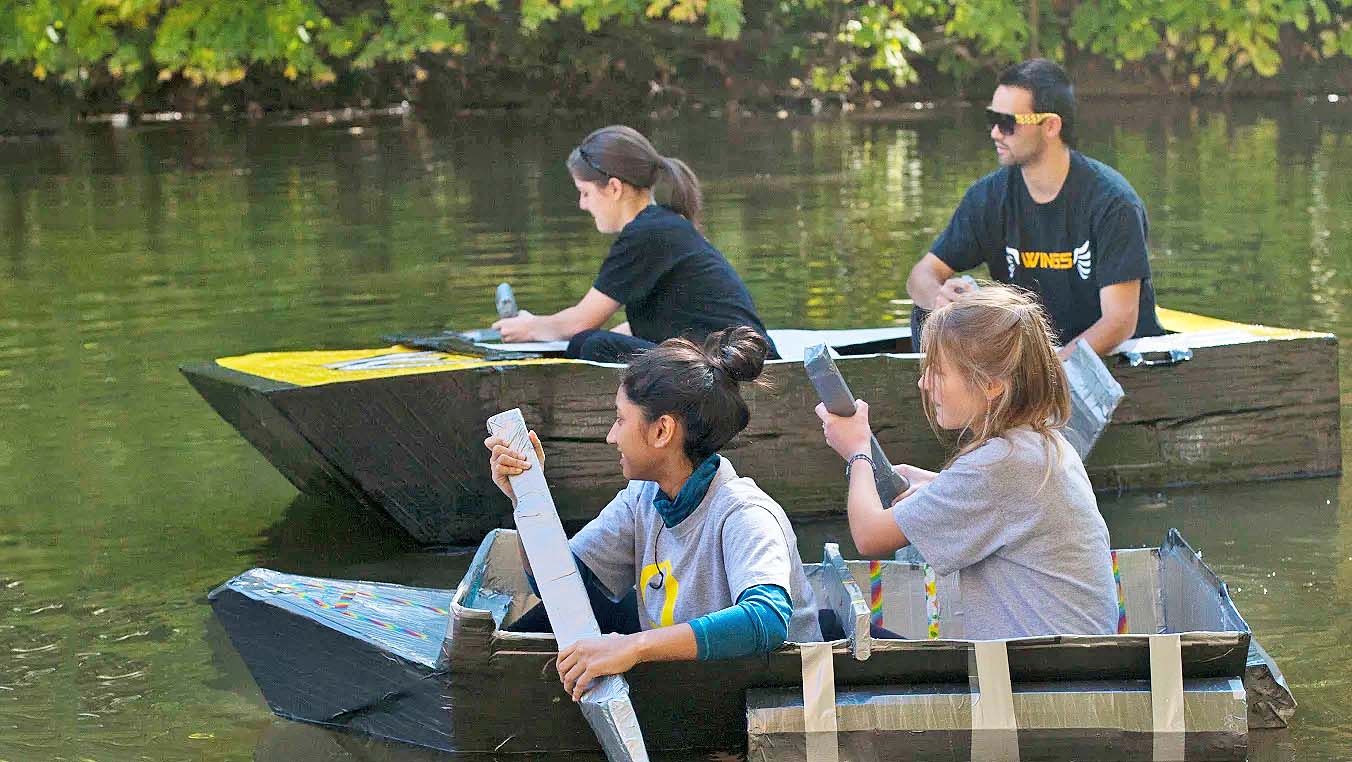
[
  {"x1": 182, "y1": 311, "x2": 1340, "y2": 544},
  {"x1": 210, "y1": 529, "x2": 1294, "y2": 759}
]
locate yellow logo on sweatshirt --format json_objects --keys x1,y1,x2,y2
[{"x1": 639, "y1": 561, "x2": 679, "y2": 628}]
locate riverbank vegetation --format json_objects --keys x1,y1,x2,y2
[{"x1": 3, "y1": 0, "x2": 1351, "y2": 117}]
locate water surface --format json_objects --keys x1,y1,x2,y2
[{"x1": 1, "y1": 101, "x2": 1349, "y2": 760}]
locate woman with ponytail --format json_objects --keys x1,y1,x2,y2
[
  {"x1": 492, "y1": 125, "x2": 777, "y2": 362},
  {"x1": 816, "y1": 284, "x2": 1117, "y2": 640},
  {"x1": 485, "y1": 327, "x2": 820, "y2": 700}
]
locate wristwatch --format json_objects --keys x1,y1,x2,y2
[{"x1": 845, "y1": 452, "x2": 874, "y2": 477}]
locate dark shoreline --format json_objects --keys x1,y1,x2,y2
[{"x1": 5, "y1": 51, "x2": 1351, "y2": 138}]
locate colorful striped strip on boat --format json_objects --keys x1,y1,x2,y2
[
  {"x1": 868, "y1": 560, "x2": 884, "y2": 628},
  {"x1": 1111, "y1": 551, "x2": 1128, "y2": 634},
  {"x1": 923, "y1": 563, "x2": 939, "y2": 639},
  {"x1": 266, "y1": 581, "x2": 449, "y2": 615}
]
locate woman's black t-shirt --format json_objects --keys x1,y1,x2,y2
[{"x1": 593, "y1": 205, "x2": 776, "y2": 355}]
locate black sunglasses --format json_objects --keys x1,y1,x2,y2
[{"x1": 985, "y1": 108, "x2": 1057, "y2": 136}]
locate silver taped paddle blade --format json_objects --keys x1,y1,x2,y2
[
  {"x1": 802, "y1": 344, "x2": 909, "y2": 503},
  {"x1": 1062, "y1": 340, "x2": 1125, "y2": 460},
  {"x1": 486, "y1": 408, "x2": 650, "y2": 762},
  {"x1": 579, "y1": 676, "x2": 650, "y2": 762},
  {"x1": 803, "y1": 344, "x2": 855, "y2": 417}
]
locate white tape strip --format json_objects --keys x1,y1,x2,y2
[
  {"x1": 1149, "y1": 633, "x2": 1186, "y2": 762},
  {"x1": 800, "y1": 643, "x2": 839, "y2": 762},
  {"x1": 970, "y1": 640, "x2": 1019, "y2": 762},
  {"x1": 971, "y1": 640, "x2": 1017, "y2": 730}
]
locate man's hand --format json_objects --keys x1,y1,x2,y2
[
  {"x1": 905, "y1": 253, "x2": 958, "y2": 310},
  {"x1": 815, "y1": 400, "x2": 874, "y2": 460},
  {"x1": 933, "y1": 277, "x2": 977, "y2": 309},
  {"x1": 557, "y1": 633, "x2": 639, "y2": 702}
]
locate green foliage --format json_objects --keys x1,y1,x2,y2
[
  {"x1": 1065, "y1": 0, "x2": 1333, "y2": 84},
  {"x1": 0, "y1": 0, "x2": 1348, "y2": 106}
]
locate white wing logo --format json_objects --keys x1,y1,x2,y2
[
  {"x1": 1073, "y1": 240, "x2": 1092, "y2": 280},
  {"x1": 1004, "y1": 247, "x2": 1018, "y2": 279}
]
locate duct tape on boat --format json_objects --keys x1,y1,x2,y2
[
  {"x1": 324, "y1": 351, "x2": 454, "y2": 371},
  {"x1": 1150, "y1": 633, "x2": 1186, "y2": 761},
  {"x1": 799, "y1": 642, "x2": 839, "y2": 762},
  {"x1": 969, "y1": 640, "x2": 1019, "y2": 762}
]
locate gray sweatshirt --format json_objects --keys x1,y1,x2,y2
[{"x1": 893, "y1": 426, "x2": 1118, "y2": 639}]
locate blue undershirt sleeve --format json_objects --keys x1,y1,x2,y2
[{"x1": 687, "y1": 584, "x2": 792, "y2": 661}]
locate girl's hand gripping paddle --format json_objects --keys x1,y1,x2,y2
[{"x1": 803, "y1": 344, "x2": 910, "y2": 505}]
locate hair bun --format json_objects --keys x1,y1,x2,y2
[{"x1": 704, "y1": 326, "x2": 768, "y2": 384}]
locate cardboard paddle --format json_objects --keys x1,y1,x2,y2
[
  {"x1": 803, "y1": 343, "x2": 910, "y2": 505},
  {"x1": 486, "y1": 408, "x2": 650, "y2": 762}
]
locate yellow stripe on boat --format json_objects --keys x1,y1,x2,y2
[
  {"x1": 1155, "y1": 307, "x2": 1327, "y2": 340},
  {"x1": 216, "y1": 309, "x2": 1327, "y2": 387},
  {"x1": 217, "y1": 346, "x2": 576, "y2": 387}
]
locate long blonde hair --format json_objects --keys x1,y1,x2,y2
[{"x1": 919, "y1": 284, "x2": 1070, "y2": 472}]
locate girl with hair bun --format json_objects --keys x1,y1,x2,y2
[
  {"x1": 492, "y1": 125, "x2": 777, "y2": 363},
  {"x1": 486, "y1": 326, "x2": 820, "y2": 700},
  {"x1": 816, "y1": 284, "x2": 1118, "y2": 640}
]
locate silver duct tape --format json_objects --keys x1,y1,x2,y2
[
  {"x1": 579, "y1": 677, "x2": 649, "y2": 762},
  {"x1": 1150, "y1": 634, "x2": 1186, "y2": 761},
  {"x1": 935, "y1": 568, "x2": 962, "y2": 638},
  {"x1": 746, "y1": 678, "x2": 1248, "y2": 762},
  {"x1": 799, "y1": 642, "x2": 839, "y2": 762},
  {"x1": 971, "y1": 641, "x2": 1017, "y2": 730},
  {"x1": 488, "y1": 408, "x2": 650, "y2": 762},
  {"x1": 802, "y1": 343, "x2": 909, "y2": 503},
  {"x1": 822, "y1": 544, "x2": 871, "y2": 660},
  {"x1": 800, "y1": 643, "x2": 839, "y2": 732},
  {"x1": 1115, "y1": 548, "x2": 1162, "y2": 633},
  {"x1": 847, "y1": 559, "x2": 952, "y2": 639},
  {"x1": 1062, "y1": 338, "x2": 1125, "y2": 460},
  {"x1": 970, "y1": 640, "x2": 1020, "y2": 762}
]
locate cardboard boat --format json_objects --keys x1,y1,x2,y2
[
  {"x1": 210, "y1": 529, "x2": 1295, "y2": 759},
  {"x1": 182, "y1": 311, "x2": 1340, "y2": 544}
]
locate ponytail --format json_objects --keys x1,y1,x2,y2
[
  {"x1": 567, "y1": 125, "x2": 704, "y2": 224},
  {"x1": 659, "y1": 155, "x2": 703, "y2": 224}
]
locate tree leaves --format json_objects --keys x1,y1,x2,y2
[{"x1": 0, "y1": 0, "x2": 1347, "y2": 103}]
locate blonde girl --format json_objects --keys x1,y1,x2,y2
[{"x1": 816, "y1": 284, "x2": 1117, "y2": 639}]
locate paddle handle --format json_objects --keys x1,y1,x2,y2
[
  {"x1": 802, "y1": 344, "x2": 910, "y2": 505},
  {"x1": 496, "y1": 282, "x2": 519, "y2": 319}
]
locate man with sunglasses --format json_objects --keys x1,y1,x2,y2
[{"x1": 907, "y1": 59, "x2": 1164, "y2": 358}]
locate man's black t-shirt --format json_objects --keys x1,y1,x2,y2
[
  {"x1": 930, "y1": 151, "x2": 1164, "y2": 345},
  {"x1": 593, "y1": 205, "x2": 776, "y2": 353}
]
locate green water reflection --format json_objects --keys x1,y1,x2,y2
[{"x1": 0, "y1": 102, "x2": 1348, "y2": 761}]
